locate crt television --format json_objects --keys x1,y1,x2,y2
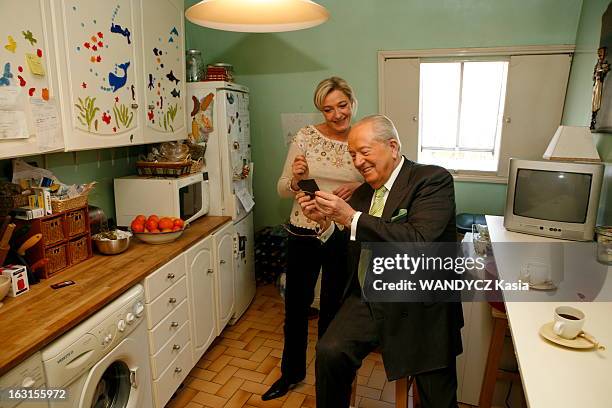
[{"x1": 504, "y1": 158, "x2": 604, "y2": 241}]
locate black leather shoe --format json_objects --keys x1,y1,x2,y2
[{"x1": 261, "y1": 377, "x2": 299, "y2": 401}]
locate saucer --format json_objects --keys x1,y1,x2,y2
[
  {"x1": 539, "y1": 322, "x2": 593, "y2": 349},
  {"x1": 529, "y1": 282, "x2": 557, "y2": 291}
]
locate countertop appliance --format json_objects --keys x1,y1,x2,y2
[
  {"x1": 187, "y1": 81, "x2": 255, "y2": 322},
  {"x1": 114, "y1": 172, "x2": 209, "y2": 227},
  {"x1": 41, "y1": 284, "x2": 153, "y2": 408}
]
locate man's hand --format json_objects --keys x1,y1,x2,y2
[
  {"x1": 314, "y1": 191, "x2": 356, "y2": 227},
  {"x1": 333, "y1": 181, "x2": 362, "y2": 201},
  {"x1": 297, "y1": 192, "x2": 330, "y2": 229}
]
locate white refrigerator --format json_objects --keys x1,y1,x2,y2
[{"x1": 187, "y1": 81, "x2": 256, "y2": 323}]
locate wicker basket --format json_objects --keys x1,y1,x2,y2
[
  {"x1": 68, "y1": 236, "x2": 90, "y2": 265},
  {"x1": 45, "y1": 244, "x2": 68, "y2": 277},
  {"x1": 190, "y1": 158, "x2": 204, "y2": 174},
  {"x1": 66, "y1": 208, "x2": 88, "y2": 237},
  {"x1": 51, "y1": 195, "x2": 88, "y2": 213},
  {"x1": 136, "y1": 161, "x2": 192, "y2": 177},
  {"x1": 0, "y1": 193, "x2": 29, "y2": 216},
  {"x1": 41, "y1": 215, "x2": 65, "y2": 246}
]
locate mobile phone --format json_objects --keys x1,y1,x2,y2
[
  {"x1": 50, "y1": 280, "x2": 75, "y2": 289},
  {"x1": 297, "y1": 179, "x2": 320, "y2": 198}
]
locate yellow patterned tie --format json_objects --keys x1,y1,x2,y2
[{"x1": 358, "y1": 186, "x2": 388, "y2": 287}]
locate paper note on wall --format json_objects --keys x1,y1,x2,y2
[
  {"x1": 0, "y1": 86, "x2": 24, "y2": 110},
  {"x1": 0, "y1": 110, "x2": 28, "y2": 139},
  {"x1": 280, "y1": 113, "x2": 322, "y2": 146},
  {"x1": 236, "y1": 186, "x2": 255, "y2": 213},
  {"x1": 30, "y1": 97, "x2": 60, "y2": 149}
]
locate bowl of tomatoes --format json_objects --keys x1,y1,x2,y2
[{"x1": 130, "y1": 215, "x2": 186, "y2": 244}]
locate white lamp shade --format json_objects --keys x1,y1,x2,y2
[
  {"x1": 543, "y1": 125, "x2": 601, "y2": 162},
  {"x1": 185, "y1": 0, "x2": 330, "y2": 32}
]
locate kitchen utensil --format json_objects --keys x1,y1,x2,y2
[
  {"x1": 0, "y1": 215, "x2": 11, "y2": 238},
  {"x1": 0, "y1": 275, "x2": 10, "y2": 307},
  {"x1": 0, "y1": 223, "x2": 16, "y2": 266},
  {"x1": 17, "y1": 233, "x2": 42, "y2": 256},
  {"x1": 134, "y1": 229, "x2": 184, "y2": 244},
  {"x1": 88, "y1": 206, "x2": 108, "y2": 236},
  {"x1": 92, "y1": 231, "x2": 131, "y2": 255}
]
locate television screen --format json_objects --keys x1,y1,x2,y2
[{"x1": 514, "y1": 169, "x2": 592, "y2": 223}]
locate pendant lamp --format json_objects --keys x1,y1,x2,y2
[{"x1": 185, "y1": 0, "x2": 330, "y2": 33}]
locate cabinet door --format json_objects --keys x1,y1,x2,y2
[
  {"x1": 54, "y1": 0, "x2": 144, "y2": 150},
  {"x1": 214, "y1": 223, "x2": 235, "y2": 334},
  {"x1": 140, "y1": 0, "x2": 186, "y2": 142},
  {"x1": 185, "y1": 235, "x2": 216, "y2": 362},
  {"x1": 0, "y1": 0, "x2": 64, "y2": 158}
]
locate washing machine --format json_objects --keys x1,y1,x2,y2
[{"x1": 41, "y1": 285, "x2": 153, "y2": 408}]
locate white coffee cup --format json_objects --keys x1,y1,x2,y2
[{"x1": 553, "y1": 306, "x2": 585, "y2": 339}]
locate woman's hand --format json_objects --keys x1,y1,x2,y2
[
  {"x1": 333, "y1": 181, "x2": 362, "y2": 201},
  {"x1": 290, "y1": 155, "x2": 309, "y2": 192}
]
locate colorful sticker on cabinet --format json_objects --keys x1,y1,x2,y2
[
  {"x1": 0, "y1": 63, "x2": 13, "y2": 86},
  {"x1": 75, "y1": 96, "x2": 100, "y2": 131},
  {"x1": 25, "y1": 53, "x2": 45, "y2": 76},
  {"x1": 170, "y1": 88, "x2": 179, "y2": 98},
  {"x1": 108, "y1": 61, "x2": 129, "y2": 92},
  {"x1": 110, "y1": 23, "x2": 131, "y2": 45},
  {"x1": 4, "y1": 36, "x2": 16, "y2": 53},
  {"x1": 162, "y1": 104, "x2": 178, "y2": 131},
  {"x1": 21, "y1": 30, "x2": 37, "y2": 46},
  {"x1": 165, "y1": 70, "x2": 179, "y2": 85},
  {"x1": 112, "y1": 103, "x2": 133, "y2": 129},
  {"x1": 148, "y1": 74, "x2": 154, "y2": 90}
]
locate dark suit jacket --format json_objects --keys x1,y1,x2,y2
[{"x1": 331, "y1": 157, "x2": 463, "y2": 380}]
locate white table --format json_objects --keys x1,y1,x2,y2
[{"x1": 486, "y1": 215, "x2": 612, "y2": 408}]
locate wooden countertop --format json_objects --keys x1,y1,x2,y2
[{"x1": 0, "y1": 215, "x2": 231, "y2": 376}]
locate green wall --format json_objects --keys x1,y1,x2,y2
[
  {"x1": 562, "y1": 0, "x2": 612, "y2": 224},
  {"x1": 186, "y1": 0, "x2": 584, "y2": 229},
  {"x1": 0, "y1": 147, "x2": 142, "y2": 221}
]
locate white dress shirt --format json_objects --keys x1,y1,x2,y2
[{"x1": 319, "y1": 156, "x2": 405, "y2": 242}]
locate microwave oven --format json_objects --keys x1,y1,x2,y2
[{"x1": 114, "y1": 173, "x2": 209, "y2": 227}]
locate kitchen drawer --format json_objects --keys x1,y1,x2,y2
[
  {"x1": 153, "y1": 341, "x2": 193, "y2": 408},
  {"x1": 150, "y1": 321, "x2": 190, "y2": 380},
  {"x1": 148, "y1": 298, "x2": 189, "y2": 354},
  {"x1": 146, "y1": 276, "x2": 187, "y2": 329},
  {"x1": 144, "y1": 254, "x2": 186, "y2": 303}
]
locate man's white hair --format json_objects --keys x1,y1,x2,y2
[{"x1": 358, "y1": 114, "x2": 402, "y2": 150}]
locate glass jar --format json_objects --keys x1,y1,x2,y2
[
  {"x1": 595, "y1": 226, "x2": 612, "y2": 265},
  {"x1": 186, "y1": 49, "x2": 204, "y2": 82}
]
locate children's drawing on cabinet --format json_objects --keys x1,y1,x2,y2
[
  {"x1": 0, "y1": 0, "x2": 61, "y2": 151},
  {"x1": 67, "y1": 1, "x2": 137, "y2": 135},
  {"x1": 144, "y1": 24, "x2": 183, "y2": 133}
]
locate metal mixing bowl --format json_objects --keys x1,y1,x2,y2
[{"x1": 93, "y1": 235, "x2": 131, "y2": 255}]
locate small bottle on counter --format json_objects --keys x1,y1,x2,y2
[{"x1": 186, "y1": 49, "x2": 204, "y2": 82}]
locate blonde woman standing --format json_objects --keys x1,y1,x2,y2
[{"x1": 262, "y1": 77, "x2": 363, "y2": 401}]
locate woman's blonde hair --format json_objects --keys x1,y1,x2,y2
[{"x1": 313, "y1": 76, "x2": 358, "y2": 112}]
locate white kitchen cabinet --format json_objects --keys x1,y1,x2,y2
[
  {"x1": 143, "y1": 253, "x2": 192, "y2": 408},
  {"x1": 212, "y1": 221, "x2": 236, "y2": 335},
  {"x1": 53, "y1": 0, "x2": 185, "y2": 151},
  {"x1": 0, "y1": 0, "x2": 64, "y2": 158},
  {"x1": 185, "y1": 235, "x2": 216, "y2": 362},
  {"x1": 140, "y1": 0, "x2": 186, "y2": 141}
]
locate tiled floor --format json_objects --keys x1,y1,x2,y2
[{"x1": 167, "y1": 284, "x2": 473, "y2": 408}]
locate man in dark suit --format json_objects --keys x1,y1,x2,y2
[{"x1": 298, "y1": 114, "x2": 463, "y2": 408}]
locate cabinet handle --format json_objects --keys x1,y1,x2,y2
[
  {"x1": 131, "y1": 103, "x2": 139, "y2": 109},
  {"x1": 169, "y1": 297, "x2": 177, "y2": 304},
  {"x1": 148, "y1": 104, "x2": 155, "y2": 110},
  {"x1": 171, "y1": 321, "x2": 179, "y2": 328},
  {"x1": 173, "y1": 344, "x2": 181, "y2": 350},
  {"x1": 220, "y1": 260, "x2": 226, "y2": 264},
  {"x1": 174, "y1": 367, "x2": 182, "y2": 373},
  {"x1": 167, "y1": 273, "x2": 175, "y2": 279},
  {"x1": 207, "y1": 268, "x2": 213, "y2": 274}
]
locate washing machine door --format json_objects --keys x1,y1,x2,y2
[{"x1": 78, "y1": 337, "x2": 149, "y2": 408}]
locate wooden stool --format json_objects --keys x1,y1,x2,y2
[
  {"x1": 479, "y1": 306, "x2": 526, "y2": 408},
  {"x1": 350, "y1": 368, "x2": 420, "y2": 407}
]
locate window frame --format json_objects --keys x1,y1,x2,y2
[{"x1": 378, "y1": 45, "x2": 575, "y2": 183}]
